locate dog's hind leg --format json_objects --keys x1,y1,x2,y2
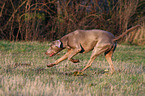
[
  {"x1": 105, "y1": 50, "x2": 115, "y2": 74},
  {"x1": 80, "y1": 43, "x2": 112, "y2": 72},
  {"x1": 105, "y1": 43, "x2": 116, "y2": 74}
]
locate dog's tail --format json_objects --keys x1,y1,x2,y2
[{"x1": 113, "y1": 25, "x2": 141, "y2": 41}]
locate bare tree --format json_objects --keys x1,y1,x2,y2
[{"x1": 0, "y1": 0, "x2": 144, "y2": 44}]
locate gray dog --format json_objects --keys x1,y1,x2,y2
[{"x1": 45, "y1": 25, "x2": 140, "y2": 74}]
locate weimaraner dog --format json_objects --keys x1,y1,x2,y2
[{"x1": 45, "y1": 25, "x2": 140, "y2": 74}]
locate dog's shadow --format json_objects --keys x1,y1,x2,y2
[
  {"x1": 62, "y1": 68, "x2": 110, "y2": 76},
  {"x1": 13, "y1": 63, "x2": 110, "y2": 76}
]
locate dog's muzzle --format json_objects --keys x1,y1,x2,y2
[{"x1": 45, "y1": 52, "x2": 55, "y2": 57}]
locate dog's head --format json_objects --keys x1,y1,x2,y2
[{"x1": 45, "y1": 40, "x2": 63, "y2": 57}]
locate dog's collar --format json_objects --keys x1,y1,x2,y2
[{"x1": 59, "y1": 40, "x2": 64, "y2": 48}]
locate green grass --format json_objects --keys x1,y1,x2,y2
[{"x1": 0, "y1": 41, "x2": 145, "y2": 96}]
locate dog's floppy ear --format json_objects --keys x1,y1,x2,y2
[{"x1": 54, "y1": 40, "x2": 63, "y2": 48}]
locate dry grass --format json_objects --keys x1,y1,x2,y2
[{"x1": 0, "y1": 41, "x2": 145, "y2": 96}]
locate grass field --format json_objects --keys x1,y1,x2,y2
[{"x1": 0, "y1": 41, "x2": 145, "y2": 96}]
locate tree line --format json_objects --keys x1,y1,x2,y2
[{"x1": 0, "y1": 0, "x2": 145, "y2": 44}]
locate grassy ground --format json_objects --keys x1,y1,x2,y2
[{"x1": 0, "y1": 41, "x2": 145, "y2": 96}]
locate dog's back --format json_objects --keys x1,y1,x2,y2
[{"x1": 60, "y1": 29, "x2": 115, "y2": 53}]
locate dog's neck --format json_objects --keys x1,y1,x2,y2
[{"x1": 60, "y1": 36, "x2": 68, "y2": 49}]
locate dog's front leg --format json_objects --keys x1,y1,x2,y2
[
  {"x1": 47, "y1": 49, "x2": 73, "y2": 67},
  {"x1": 67, "y1": 49, "x2": 79, "y2": 63},
  {"x1": 68, "y1": 48, "x2": 82, "y2": 62}
]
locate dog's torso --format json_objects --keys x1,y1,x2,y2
[{"x1": 60, "y1": 29, "x2": 115, "y2": 53}]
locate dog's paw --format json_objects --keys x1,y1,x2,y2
[
  {"x1": 73, "y1": 70, "x2": 86, "y2": 76},
  {"x1": 46, "y1": 63, "x2": 55, "y2": 67},
  {"x1": 73, "y1": 59, "x2": 80, "y2": 63},
  {"x1": 70, "y1": 59, "x2": 80, "y2": 63}
]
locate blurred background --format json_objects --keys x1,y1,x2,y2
[{"x1": 0, "y1": 0, "x2": 145, "y2": 45}]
